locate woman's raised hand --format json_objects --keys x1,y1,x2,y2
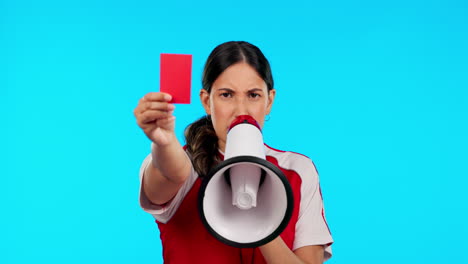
[{"x1": 134, "y1": 92, "x2": 176, "y2": 146}]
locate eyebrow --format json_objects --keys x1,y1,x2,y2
[
  {"x1": 216, "y1": 88, "x2": 264, "y2": 93},
  {"x1": 217, "y1": 88, "x2": 235, "y2": 92},
  {"x1": 247, "y1": 88, "x2": 264, "y2": 93}
]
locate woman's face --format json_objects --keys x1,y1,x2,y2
[{"x1": 200, "y1": 62, "x2": 275, "y2": 152}]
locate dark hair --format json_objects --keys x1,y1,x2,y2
[{"x1": 185, "y1": 41, "x2": 274, "y2": 177}]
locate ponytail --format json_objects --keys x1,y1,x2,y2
[{"x1": 184, "y1": 115, "x2": 221, "y2": 177}]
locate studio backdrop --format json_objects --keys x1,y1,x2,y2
[{"x1": 2, "y1": 0, "x2": 467, "y2": 263}]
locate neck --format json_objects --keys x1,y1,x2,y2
[{"x1": 218, "y1": 139, "x2": 226, "y2": 153}]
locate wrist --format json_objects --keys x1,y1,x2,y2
[
  {"x1": 150, "y1": 142, "x2": 165, "y2": 167},
  {"x1": 150, "y1": 134, "x2": 178, "y2": 168}
]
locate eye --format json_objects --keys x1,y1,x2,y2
[
  {"x1": 249, "y1": 92, "x2": 261, "y2": 99},
  {"x1": 220, "y1": 92, "x2": 232, "y2": 98}
]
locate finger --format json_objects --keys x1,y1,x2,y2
[
  {"x1": 157, "y1": 115, "x2": 175, "y2": 126},
  {"x1": 144, "y1": 92, "x2": 172, "y2": 102},
  {"x1": 134, "y1": 101, "x2": 173, "y2": 118},
  {"x1": 138, "y1": 110, "x2": 172, "y2": 124},
  {"x1": 155, "y1": 117, "x2": 176, "y2": 132},
  {"x1": 141, "y1": 101, "x2": 175, "y2": 113}
]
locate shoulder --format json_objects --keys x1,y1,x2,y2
[{"x1": 265, "y1": 144, "x2": 319, "y2": 177}]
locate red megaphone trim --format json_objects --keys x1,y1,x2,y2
[{"x1": 228, "y1": 115, "x2": 261, "y2": 132}]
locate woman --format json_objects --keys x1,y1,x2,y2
[{"x1": 134, "y1": 41, "x2": 333, "y2": 263}]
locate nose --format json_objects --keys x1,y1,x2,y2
[{"x1": 234, "y1": 97, "x2": 249, "y2": 117}]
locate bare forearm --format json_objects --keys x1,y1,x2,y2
[
  {"x1": 144, "y1": 137, "x2": 191, "y2": 204},
  {"x1": 151, "y1": 136, "x2": 191, "y2": 183},
  {"x1": 260, "y1": 238, "x2": 304, "y2": 264},
  {"x1": 260, "y1": 237, "x2": 324, "y2": 264}
]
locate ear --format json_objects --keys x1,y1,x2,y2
[
  {"x1": 266, "y1": 89, "x2": 276, "y2": 115},
  {"x1": 200, "y1": 89, "x2": 211, "y2": 115}
]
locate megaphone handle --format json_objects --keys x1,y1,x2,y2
[{"x1": 223, "y1": 168, "x2": 266, "y2": 187}]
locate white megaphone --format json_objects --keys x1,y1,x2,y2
[{"x1": 198, "y1": 115, "x2": 294, "y2": 248}]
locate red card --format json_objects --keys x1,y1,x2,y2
[{"x1": 160, "y1": 53, "x2": 192, "y2": 104}]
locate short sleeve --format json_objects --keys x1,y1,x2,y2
[
  {"x1": 138, "y1": 153, "x2": 198, "y2": 224},
  {"x1": 293, "y1": 160, "x2": 334, "y2": 261}
]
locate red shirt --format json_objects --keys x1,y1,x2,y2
[
  {"x1": 139, "y1": 146, "x2": 333, "y2": 263},
  {"x1": 155, "y1": 155, "x2": 302, "y2": 264}
]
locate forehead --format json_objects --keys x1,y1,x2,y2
[{"x1": 213, "y1": 62, "x2": 267, "y2": 90}]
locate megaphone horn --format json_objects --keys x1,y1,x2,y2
[{"x1": 198, "y1": 115, "x2": 294, "y2": 248}]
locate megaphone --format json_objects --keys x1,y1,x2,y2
[{"x1": 198, "y1": 115, "x2": 294, "y2": 248}]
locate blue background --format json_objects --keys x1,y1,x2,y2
[{"x1": 2, "y1": 0, "x2": 467, "y2": 263}]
